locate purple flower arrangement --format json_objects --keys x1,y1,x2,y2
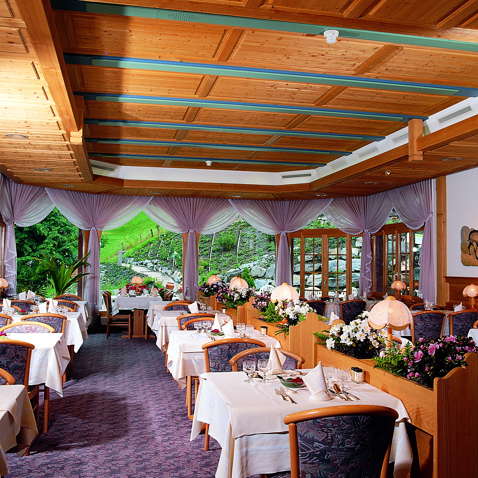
[
  {"x1": 216, "y1": 286, "x2": 253, "y2": 309},
  {"x1": 252, "y1": 291, "x2": 271, "y2": 312},
  {"x1": 198, "y1": 281, "x2": 226, "y2": 297},
  {"x1": 375, "y1": 336, "x2": 478, "y2": 388}
]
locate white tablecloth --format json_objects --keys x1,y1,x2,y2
[
  {"x1": 114, "y1": 296, "x2": 167, "y2": 312},
  {"x1": 167, "y1": 330, "x2": 279, "y2": 388},
  {"x1": 191, "y1": 371, "x2": 412, "y2": 478},
  {"x1": 5, "y1": 333, "x2": 70, "y2": 395},
  {"x1": 12, "y1": 312, "x2": 88, "y2": 353},
  {"x1": 468, "y1": 329, "x2": 478, "y2": 345},
  {"x1": 0, "y1": 385, "x2": 38, "y2": 476}
]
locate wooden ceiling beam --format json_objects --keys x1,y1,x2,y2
[
  {"x1": 353, "y1": 44, "x2": 403, "y2": 75},
  {"x1": 408, "y1": 118, "x2": 424, "y2": 161},
  {"x1": 70, "y1": 128, "x2": 94, "y2": 181},
  {"x1": 214, "y1": 28, "x2": 244, "y2": 62},
  {"x1": 16, "y1": 0, "x2": 82, "y2": 133},
  {"x1": 435, "y1": 0, "x2": 478, "y2": 29},
  {"x1": 341, "y1": 0, "x2": 378, "y2": 19}
]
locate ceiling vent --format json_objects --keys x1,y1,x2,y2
[
  {"x1": 91, "y1": 161, "x2": 116, "y2": 172},
  {"x1": 438, "y1": 106, "x2": 472, "y2": 124},
  {"x1": 281, "y1": 173, "x2": 312, "y2": 179},
  {"x1": 358, "y1": 146, "x2": 379, "y2": 159}
]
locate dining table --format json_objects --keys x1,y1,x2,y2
[
  {"x1": 191, "y1": 369, "x2": 412, "y2": 478},
  {"x1": 167, "y1": 329, "x2": 280, "y2": 389},
  {"x1": 4, "y1": 333, "x2": 70, "y2": 396},
  {"x1": 0, "y1": 385, "x2": 38, "y2": 476}
]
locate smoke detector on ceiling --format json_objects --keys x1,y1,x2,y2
[
  {"x1": 205, "y1": 160, "x2": 212, "y2": 166},
  {"x1": 324, "y1": 30, "x2": 339, "y2": 44}
]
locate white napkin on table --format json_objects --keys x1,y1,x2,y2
[
  {"x1": 120, "y1": 287, "x2": 127, "y2": 296},
  {"x1": 18, "y1": 291, "x2": 26, "y2": 300},
  {"x1": 188, "y1": 301, "x2": 199, "y2": 313},
  {"x1": 267, "y1": 346, "x2": 286, "y2": 375},
  {"x1": 211, "y1": 313, "x2": 223, "y2": 331},
  {"x1": 39, "y1": 302, "x2": 48, "y2": 313},
  {"x1": 2, "y1": 298, "x2": 10, "y2": 308},
  {"x1": 303, "y1": 361, "x2": 332, "y2": 401},
  {"x1": 150, "y1": 287, "x2": 159, "y2": 297},
  {"x1": 48, "y1": 299, "x2": 58, "y2": 313},
  {"x1": 27, "y1": 290, "x2": 35, "y2": 299},
  {"x1": 329, "y1": 311, "x2": 340, "y2": 323},
  {"x1": 454, "y1": 303, "x2": 464, "y2": 312},
  {"x1": 222, "y1": 321, "x2": 235, "y2": 338}
]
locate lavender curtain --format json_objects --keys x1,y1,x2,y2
[
  {"x1": 146, "y1": 197, "x2": 237, "y2": 300},
  {"x1": 230, "y1": 199, "x2": 331, "y2": 285},
  {"x1": 47, "y1": 189, "x2": 151, "y2": 313},
  {"x1": 325, "y1": 193, "x2": 392, "y2": 297},
  {"x1": 387, "y1": 180, "x2": 435, "y2": 302},
  {"x1": 0, "y1": 176, "x2": 54, "y2": 294}
]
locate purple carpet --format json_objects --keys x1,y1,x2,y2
[{"x1": 6, "y1": 333, "x2": 223, "y2": 478}]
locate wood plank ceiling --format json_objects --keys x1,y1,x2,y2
[{"x1": 1, "y1": 0, "x2": 478, "y2": 197}]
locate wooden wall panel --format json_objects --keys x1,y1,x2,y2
[
  {"x1": 274, "y1": 136, "x2": 368, "y2": 151},
  {"x1": 180, "y1": 130, "x2": 271, "y2": 145},
  {"x1": 86, "y1": 125, "x2": 178, "y2": 141},
  {"x1": 0, "y1": 26, "x2": 27, "y2": 53},
  {"x1": 0, "y1": 0, "x2": 14, "y2": 18},
  {"x1": 195, "y1": 108, "x2": 296, "y2": 127}
]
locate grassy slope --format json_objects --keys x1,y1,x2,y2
[{"x1": 100, "y1": 212, "x2": 159, "y2": 263}]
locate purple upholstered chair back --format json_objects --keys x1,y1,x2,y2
[
  {"x1": 411, "y1": 312, "x2": 445, "y2": 342},
  {"x1": 177, "y1": 313, "x2": 215, "y2": 329},
  {"x1": 1, "y1": 322, "x2": 54, "y2": 333},
  {"x1": 10, "y1": 300, "x2": 35, "y2": 313},
  {"x1": 56, "y1": 299, "x2": 79, "y2": 311},
  {"x1": 307, "y1": 300, "x2": 326, "y2": 316},
  {"x1": 449, "y1": 310, "x2": 478, "y2": 337},
  {"x1": 0, "y1": 341, "x2": 33, "y2": 385},
  {"x1": 340, "y1": 300, "x2": 366, "y2": 325},
  {"x1": 164, "y1": 301, "x2": 192, "y2": 311},
  {"x1": 182, "y1": 318, "x2": 214, "y2": 330},
  {"x1": 204, "y1": 339, "x2": 265, "y2": 372},
  {"x1": 230, "y1": 347, "x2": 302, "y2": 371},
  {"x1": 55, "y1": 294, "x2": 82, "y2": 301},
  {"x1": 0, "y1": 314, "x2": 12, "y2": 327},
  {"x1": 22, "y1": 314, "x2": 66, "y2": 333},
  {"x1": 290, "y1": 408, "x2": 397, "y2": 478}
]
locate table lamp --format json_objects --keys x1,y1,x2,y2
[
  {"x1": 229, "y1": 276, "x2": 248, "y2": 290},
  {"x1": 130, "y1": 276, "x2": 144, "y2": 285},
  {"x1": 391, "y1": 279, "x2": 407, "y2": 297},
  {"x1": 270, "y1": 282, "x2": 299, "y2": 303},
  {"x1": 368, "y1": 296, "x2": 412, "y2": 346},
  {"x1": 463, "y1": 284, "x2": 478, "y2": 309},
  {"x1": 207, "y1": 274, "x2": 221, "y2": 286},
  {"x1": 0, "y1": 278, "x2": 8, "y2": 298}
]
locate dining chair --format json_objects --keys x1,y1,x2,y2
[
  {"x1": 367, "y1": 291, "x2": 385, "y2": 300},
  {"x1": 0, "y1": 367, "x2": 15, "y2": 385},
  {"x1": 181, "y1": 317, "x2": 214, "y2": 330},
  {"x1": 0, "y1": 313, "x2": 12, "y2": 327},
  {"x1": 411, "y1": 311, "x2": 446, "y2": 343},
  {"x1": 398, "y1": 295, "x2": 422, "y2": 308},
  {"x1": 0, "y1": 305, "x2": 22, "y2": 314},
  {"x1": 54, "y1": 294, "x2": 83, "y2": 301},
  {"x1": 448, "y1": 309, "x2": 478, "y2": 337},
  {"x1": 164, "y1": 300, "x2": 192, "y2": 311},
  {"x1": 410, "y1": 302, "x2": 425, "y2": 311},
  {"x1": 340, "y1": 299, "x2": 366, "y2": 324},
  {"x1": 21, "y1": 313, "x2": 67, "y2": 334},
  {"x1": 306, "y1": 300, "x2": 326, "y2": 316},
  {"x1": 0, "y1": 321, "x2": 55, "y2": 333},
  {"x1": 284, "y1": 405, "x2": 398, "y2": 478},
  {"x1": 229, "y1": 346, "x2": 304, "y2": 371},
  {"x1": 10, "y1": 300, "x2": 36, "y2": 313},
  {"x1": 177, "y1": 313, "x2": 215, "y2": 330},
  {"x1": 55, "y1": 299, "x2": 79, "y2": 312},
  {"x1": 102, "y1": 291, "x2": 132, "y2": 339},
  {"x1": 202, "y1": 338, "x2": 266, "y2": 450}
]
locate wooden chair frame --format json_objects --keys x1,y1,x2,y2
[
  {"x1": 0, "y1": 313, "x2": 12, "y2": 326},
  {"x1": 177, "y1": 313, "x2": 215, "y2": 330},
  {"x1": 181, "y1": 317, "x2": 214, "y2": 330},
  {"x1": 229, "y1": 346, "x2": 304, "y2": 371},
  {"x1": 410, "y1": 302, "x2": 425, "y2": 311},
  {"x1": 0, "y1": 366, "x2": 16, "y2": 384},
  {"x1": 11, "y1": 299, "x2": 36, "y2": 310},
  {"x1": 163, "y1": 300, "x2": 192, "y2": 311},
  {"x1": 21, "y1": 313, "x2": 67, "y2": 334},
  {"x1": 55, "y1": 299, "x2": 79, "y2": 312},
  {"x1": 284, "y1": 405, "x2": 398, "y2": 478},
  {"x1": 410, "y1": 311, "x2": 446, "y2": 342},
  {"x1": 102, "y1": 292, "x2": 132, "y2": 339},
  {"x1": 54, "y1": 294, "x2": 82, "y2": 301},
  {"x1": 0, "y1": 321, "x2": 55, "y2": 333},
  {"x1": 447, "y1": 309, "x2": 478, "y2": 336}
]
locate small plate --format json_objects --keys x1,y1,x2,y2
[{"x1": 278, "y1": 376, "x2": 306, "y2": 389}]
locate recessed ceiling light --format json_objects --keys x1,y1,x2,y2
[
  {"x1": 230, "y1": 195, "x2": 241, "y2": 198},
  {"x1": 5, "y1": 133, "x2": 29, "y2": 140},
  {"x1": 384, "y1": 170, "x2": 392, "y2": 176},
  {"x1": 441, "y1": 157, "x2": 464, "y2": 161},
  {"x1": 364, "y1": 181, "x2": 379, "y2": 185},
  {"x1": 315, "y1": 193, "x2": 327, "y2": 197},
  {"x1": 33, "y1": 168, "x2": 51, "y2": 172},
  {"x1": 323, "y1": 29, "x2": 339, "y2": 44}
]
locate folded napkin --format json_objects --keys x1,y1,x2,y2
[
  {"x1": 48, "y1": 299, "x2": 58, "y2": 313},
  {"x1": 222, "y1": 320, "x2": 235, "y2": 338},
  {"x1": 211, "y1": 313, "x2": 223, "y2": 331},
  {"x1": 120, "y1": 287, "x2": 127, "y2": 296},
  {"x1": 267, "y1": 346, "x2": 286, "y2": 375},
  {"x1": 27, "y1": 290, "x2": 36, "y2": 299},
  {"x1": 18, "y1": 291, "x2": 26, "y2": 300},
  {"x1": 2, "y1": 298, "x2": 10, "y2": 308},
  {"x1": 188, "y1": 301, "x2": 199, "y2": 313},
  {"x1": 38, "y1": 302, "x2": 48, "y2": 313},
  {"x1": 329, "y1": 311, "x2": 340, "y2": 323},
  {"x1": 454, "y1": 303, "x2": 464, "y2": 312},
  {"x1": 303, "y1": 361, "x2": 332, "y2": 401}
]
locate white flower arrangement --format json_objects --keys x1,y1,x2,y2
[{"x1": 263, "y1": 299, "x2": 313, "y2": 334}]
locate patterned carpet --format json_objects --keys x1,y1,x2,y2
[{"x1": 6, "y1": 333, "x2": 222, "y2": 478}]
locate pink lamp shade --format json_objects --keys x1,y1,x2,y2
[
  {"x1": 0, "y1": 278, "x2": 8, "y2": 288},
  {"x1": 391, "y1": 280, "x2": 407, "y2": 291},
  {"x1": 229, "y1": 276, "x2": 248, "y2": 290},
  {"x1": 463, "y1": 284, "x2": 478, "y2": 298},
  {"x1": 130, "y1": 276, "x2": 144, "y2": 285},
  {"x1": 368, "y1": 296, "x2": 412, "y2": 331},
  {"x1": 270, "y1": 282, "x2": 299, "y2": 303},
  {"x1": 207, "y1": 274, "x2": 221, "y2": 286}
]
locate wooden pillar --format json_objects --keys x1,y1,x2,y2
[
  {"x1": 408, "y1": 118, "x2": 424, "y2": 161},
  {"x1": 436, "y1": 176, "x2": 447, "y2": 305},
  {"x1": 77, "y1": 229, "x2": 84, "y2": 297}
]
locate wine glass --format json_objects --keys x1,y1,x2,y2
[
  {"x1": 243, "y1": 359, "x2": 256, "y2": 382},
  {"x1": 236, "y1": 322, "x2": 246, "y2": 337},
  {"x1": 257, "y1": 359, "x2": 269, "y2": 382}
]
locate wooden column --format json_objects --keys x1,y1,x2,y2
[
  {"x1": 436, "y1": 177, "x2": 447, "y2": 305},
  {"x1": 77, "y1": 229, "x2": 84, "y2": 297},
  {"x1": 408, "y1": 118, "x2": 424, "y2": 161}
]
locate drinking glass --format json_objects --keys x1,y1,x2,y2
[
  {"x1": 236, "y1": 322, "x2": 246, "y2": 337},
  {"x1": 245, "y1": 325, "x2": 254, "y2": 337},
  {"x1": 257, "y1": 359, "x2": 269, "y2": 382},
  {"x1": 243, "y1": 359, "x2": 256, "y2": 382}
]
